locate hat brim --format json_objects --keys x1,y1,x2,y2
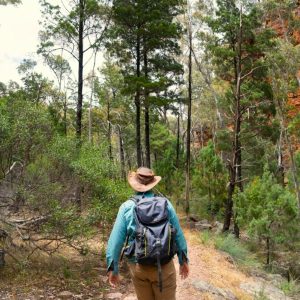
[{"x1": 128, "y1": 171, "x2": 162, "y2": 192}]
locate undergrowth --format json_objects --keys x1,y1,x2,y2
[
  {"x1": 198, "y1": 231, "x2": 260, "y2": 268},
  {"x1": 280, "y1": 277, "x2": 300, "y2": 297}
]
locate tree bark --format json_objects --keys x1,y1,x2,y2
[
  {"x1": 88, "y1": 52, "x2": 97, "y2": 143},
  {"x1": 223, "y1": 5, "x2": 243, "y2": 238},
  {"x1": 266, "y1": 237, "x2": 271, "y2": 265},
  {"x1": 118, "y1": 126, "x2": 126, "y2": 181},
  {"x1": 135, "y1": 32, "x2": 142, "y2": 167},
  {"x1": 63, "y1": 93, "x2": 67, "y2": 136},
  {"x1": 0, "y1": 249, "x2": 5, "y2": 268},
  {"x1": 176, "y1": 111, "x2": 180, "y2": 168},
  {"x1": 144, "y1": 39, "x2": 151, "y2": 168},
  {"x1": 277, "y1": 129, "x2": 285, "y2": 187},
  {"x1": 185, "y1": 26, "x2": 192, "y2": 218},
  {"x1": 107, "y1": 92, "x2": 112, "y2": 161},
  {"x1": 75, "y1": 0, "x2": 84, "y2": 211},
  {"x1": 76, "y1": 0, "x2": 84, "y2": 140}
]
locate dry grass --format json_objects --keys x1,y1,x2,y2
[
  {"x1": 1, "y1": 226, "x2": 291, "y2": 300},
  {"x1": 0, "y1": 235, "x2": 111, "y2": 297},
  {"x1": 176, "y1": 229, "x2": 255, "y2": 300}
]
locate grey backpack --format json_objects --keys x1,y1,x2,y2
[{"x1": 124, "y1": 195, "x2": 177, "y2": 292}]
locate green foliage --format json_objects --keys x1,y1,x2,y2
[
  {"x1": 192, "y1": 141, "x2": 227, "y2": 218},
  {"x1": 200, "y1": 0, "x2": 278, "y2": 226},
  {"x1": 151, "y1": 122, "x2": 176, "y2": 157},
  {"x1": 215, "y1": 234, "x2": 251, "y2": 264},
  {"x1": 199, "y1": 230, "x2": 213, "y2": 246},
  {"x1": 72, "y1": 142, "x2": 131, "y2": 223},
  {"x1": 235, "y1": 168, "x2": 299, "y2": 263},
  {"x1": 23, "y1": 137, "x2": 131, "y2": 238},
  {"x1": 280, "y1": 277, "x2": 300, "y2": 297},
  {"x1": 108, "y1": 0, "x2": 184, "y2": 107},
  {"x1": 266, "y1": 39, "x2": 300, "y2": 104},
  {"x1": 42, "y1": 200, "x2": 94, "y2": 240},
  {"x1": 39, "y1": 0, "x2": 108, "y2": 56},
  {"x1": 151, "y1": 122, "x2": 184, "y2": 196},
  {"x1": 0, "y1": 91, "x2": 54, "y2": 178}
]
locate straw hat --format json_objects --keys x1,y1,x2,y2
[{"x1": 128, "y1": 167, "x2": 161, "y2": 192}]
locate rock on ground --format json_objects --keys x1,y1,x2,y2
[
  {"x1": 57, "y1": 291, "x2": 74, "y2": 299},
  {"x1": 106, "y1": 292, "x2": 123, "y2": 299},
  {"x1": 192, "y1": 280, "x2": 237, "y2": 300},
  {"x1": 240, "y1": 280, "x2": 292, "y2": 300},
  {"x1": 123, "y1": 295, "x2": 137, "y2": 300}
]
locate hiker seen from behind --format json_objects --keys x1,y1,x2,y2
[{"x1": 106, "y1": 167, "x2": 189, "y2": 300}]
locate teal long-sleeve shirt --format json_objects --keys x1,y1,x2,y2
[{"x1": 106, "y1": 191, "x2": 188, "y2": 275}]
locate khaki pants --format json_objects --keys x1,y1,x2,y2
[{"x1": 128, "y1": 260, "x2": 176, "y2": 300}]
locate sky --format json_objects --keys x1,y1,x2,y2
[
  {"x1": 0, "y1": 0, "x2": 103, "y2": 86},
  {"x1": 0, "y1": 1, "x2": 45, "y2": 83}
]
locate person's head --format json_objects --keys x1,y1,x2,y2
[{"x1": 128, "y1": 167, "x2": 161, "y2": 192}]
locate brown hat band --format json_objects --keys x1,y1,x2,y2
[{"x1": 136, "y1": 173, "x2": 155, "y2": 185}]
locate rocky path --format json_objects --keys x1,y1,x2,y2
[{"x1": 0, "y1": 230, "x2": 293, "y2": 300}]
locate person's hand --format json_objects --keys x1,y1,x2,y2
[
  {"x1": 108, "y1": 271, "x2": 120, "y2": 288},
  {"x1": 179, "y1": 262, "x2": 189, "y2": 279}
]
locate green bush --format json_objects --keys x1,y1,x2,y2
[
  {"x1": 191, "y1": 141, "x2": 227, "y2": 219},
  {"x1": 235, "y1": 168, "x2": 299, "y2": 265},
  {"x1": 10, "y1": 136, "x2": 132, "y2": 255},
  {"x1": 280, "y1": 278, "x2": 300, "y2": 297},
  {"x1": 214, "y1": 234, "x2": 250, "y2": 263}
]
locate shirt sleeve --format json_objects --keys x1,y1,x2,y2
[
  {"x1": 167, "y1": 201, "x2": 188, "y2": 265},
  {"x1": 106, "y1": 203, "x2": 128, "y2": 275}
]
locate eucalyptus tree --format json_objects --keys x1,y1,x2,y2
[
  {"x1": 17, "y1": 59, "x2": 55, "y2": 105},
  {"x1": 43, "y1": 55, "x2": 72, "y2": 135},
  {"x1": 108, "y1": 0, "x2": 183, "y2": 167},
  {"x1": 38, "y1": 0, "x2": 111, "y2": 140},
  {"x1": 96, "y1": 61, "x2": 123, "y2": 160},
  {"x1": 266, "y1": 40, "x2": 300, "y2": 208},
  {"x1": 140, "y1": 0, "x2": 183, "y2": 168},
  {"x1": 204, "y1": 0, "x2": 275, "y2": 236}
]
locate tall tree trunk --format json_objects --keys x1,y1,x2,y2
[
  {"x1": 185, "y1": 26, "x2": 192, "y2": 218},
  {"x1": 107, "y1": 92, "x2": 112, "y2": 161},
  {"x1": 88, "y1": 52, "x2": 97, "y2": 143},
  {"x1": 277, "y1": 129, "x2": 285, "y2": 187},
  {"x1": 135, "y1": 33, "x2": 142, "y2": 167},
  {"x1": 266, "y1": 237, "x2": 271, "y2": 265},
  {"x1": 223, "y1": 5, "x2": 243, "y2": 237},
  {"x1": 63, "y1": 93, "x2": 67, "y2": 135},
  {"x1": 0, "y1": 249, "x2": 5, "y2": 268},
  {"x1": 145, "y1": 105, "x2": 150, "y2": 168},
  {"x1": 144, "y1": 39, "x2": 151, "y2": 168},
  {"x1": 118, "y1": 125, "x2": 126, "y2": 181},
  {"x1": 75, "y1": 0, "x2": 84, "y2": 211},
  {"x1": 76, "y1": 0, "x2": 84, "y2": 141},
  {"x1": 176, "y1": 111, "x2": 180, "y2": 168}
]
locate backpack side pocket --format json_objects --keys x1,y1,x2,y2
[{"x1": 124, "y1": 240, "x2": 135, "y2": 258}]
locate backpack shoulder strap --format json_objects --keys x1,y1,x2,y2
[{"x1": 129, "y1": 194, "x2": 145, "y2": 205}]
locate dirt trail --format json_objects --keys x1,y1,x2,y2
[
  {"x1": 175, "y1": 230, "x2": 252, "y2": 300},
  {"x1": 118, "y1": 230, "x2": 253, "y2": 300},
  {"x1": 0, "y1": 230, "x2": 292, "y2": 300},
  {"x1": 117, "y1": 230, "x2": 292, "y2": 300}
]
